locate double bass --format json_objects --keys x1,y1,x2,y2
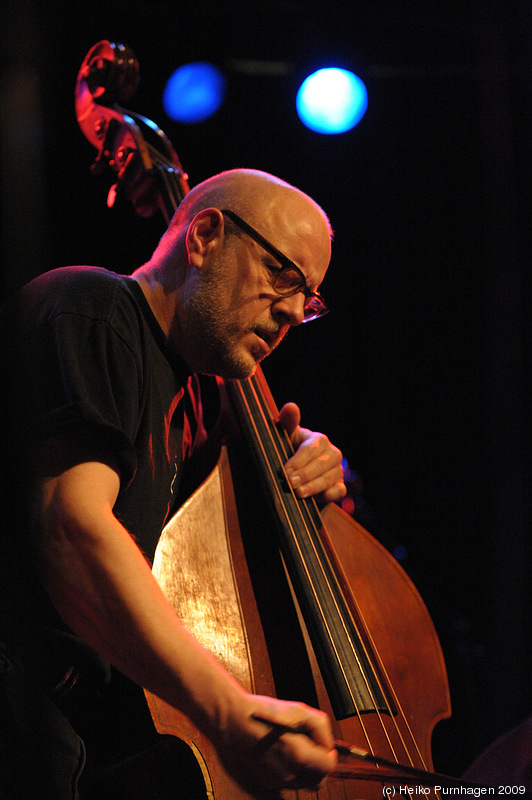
[{"x1": 76, "y1": 40, "x2": 456, "y2": 800}]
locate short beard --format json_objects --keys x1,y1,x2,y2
[{"x1": 178, "y1": 253, "x2": 259, "y2": 379}]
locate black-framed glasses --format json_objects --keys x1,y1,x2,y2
[{"x1": 220, "y1": 208, "x2": 329, "y2": 322}]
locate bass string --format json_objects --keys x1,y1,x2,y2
[
  {"x1": 251, "y1": 369, "x2": 434, "y2": 772},
  {"x1": 244, "y1": 375, "x2": 401, "y2": 758},
  {"x1": 253, "y1": 375, "x2": 440, "y2": 784},
  {"x1": 234, "y1": 376, "x2": 382, "y2": 735},
  {"x1": 231, "y1": 376, "x2": 378, "y2": 777},
  {"x1": 234, "y1": 376, "x2": 358, "y2": 645},
  {"x1": 246, "y1": 371, "x2": 428, "y2": 770}
]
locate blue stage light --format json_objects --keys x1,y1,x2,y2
[
  {"x1": 163, "y1": 62, "x2": 226, "y2": 124},
  {"x1": 296, "y1": 68, "x2": 368, "y2": 134}
]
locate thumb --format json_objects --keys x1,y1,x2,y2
[{"x1": 279, "y1": 402, "x2": 302, "y2": 440}]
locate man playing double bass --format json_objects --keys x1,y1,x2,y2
[{"x1": 0, "y1": 168, "x2": 346, "y2": 798}]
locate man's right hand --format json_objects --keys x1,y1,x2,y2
[{"x1": 211, "y1": 690, "x2": 337, "y2": 792}]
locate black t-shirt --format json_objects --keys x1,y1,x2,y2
[
  {"x1": 9, "y1": 266, "x2": 206, "y2": 555},
  {"x1": 0, "y1": 266, "x2": 217, "y2": 788},
  {"x1": 0, "y1": 266, "x2": 207, "y2": 656}
]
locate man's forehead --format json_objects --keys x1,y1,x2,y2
[{"x1": 260, "y1": 195, "x2": 329, "y2": 242}]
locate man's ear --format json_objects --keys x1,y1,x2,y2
[{"x1": 185, "y1": 208, "x2": 225, "y2": 270}]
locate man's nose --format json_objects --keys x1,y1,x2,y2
[{"x1": 272, "y1": 292, "x2": 306, "y2": 326}]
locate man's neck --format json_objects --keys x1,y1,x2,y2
[{"x1": 131, "y1": 268, "x2": 174, "y2": 339}]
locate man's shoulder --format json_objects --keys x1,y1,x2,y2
[
  {"x1": 25, "y1": 265, "x2": 128, "y2": 298},
  {"x1": 21, "y1": 266, "x2": 136, "y2": 321}
]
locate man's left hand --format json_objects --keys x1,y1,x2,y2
[{"x1": 279, "y1": 403, "x2": 346, "y2": 505}]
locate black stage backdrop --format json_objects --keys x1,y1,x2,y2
[{"x1": 1, "y1": 0, "x2": 531, "y2": 778}]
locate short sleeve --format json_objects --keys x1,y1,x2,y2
[{"x1": 14, "y1": 269, "x2": 147, "y2": 486}]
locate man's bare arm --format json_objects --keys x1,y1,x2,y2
[{"x1": 32, "y1": 436, "x2": 336, "y2": 792}]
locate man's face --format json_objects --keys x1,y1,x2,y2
[{"x1": 180, "y1": 201, "x2": 331, "y2": 379}]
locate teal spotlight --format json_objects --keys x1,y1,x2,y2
[
  {"x1": 296, "y1": 68, "x2": 368, "y2": 134},
  {"x1": 163, "y1": 62, "x2": 226, "y2": 124}
]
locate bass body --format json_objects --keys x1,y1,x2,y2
[{"x1": 145, "y1": 377, "x2": 450, "y2": 799}]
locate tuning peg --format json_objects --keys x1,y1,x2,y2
[{"x1": 107, "y1": 183, "x2": 119, "y2": 208}]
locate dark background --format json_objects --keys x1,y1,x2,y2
[{"x1": 1, "y1": 0, "x2": 531, "y2": 778}]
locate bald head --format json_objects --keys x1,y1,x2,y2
[
  {"x1": 172, "y1": 168, "x2": 332, "y2": 239},
  {"x1": 145, "y1": 168, "x2": 333, "y2": 289}
]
